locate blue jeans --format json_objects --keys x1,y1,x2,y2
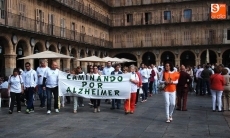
[
  {"x1": 25, "y1": 87, "x2": 35, "y2": 110},
  {"x1": 153, "y1": 80, "x2": 158, "y2": 94},
  {"x1": 111, "y1": 99, "x2": 121, "y2": 109},
  {"x1": 46, "y1": 87, "x2": 59, "y2": 111},
  {"x1": 38, "y1": 85, "x2": 47, "y2": 107},
  {"x1": 141, "y1": 83, "x2": 148, "y2": 100}
]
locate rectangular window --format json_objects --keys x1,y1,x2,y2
[
  {"x1": 164, "y1": 11, "x2": 171, "y2": 20},
  {"x1": 127, "y1": 14, "x2": 133, "y2": 23},
  {"x1": 227, "y1": 30, "x2": 230, "y2": 40},
  {"x1": 145, "y1": 12, "x2": 151, "y2": 24},
  {"x1": 183, "y1": 9, "x2": 192, "y2": 19}
]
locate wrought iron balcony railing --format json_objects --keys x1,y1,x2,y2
[
  {"x1": 112, "y1": 13, "x2": 230, "y2": 27},
  {"x1": 1, "y1": 12, "x2": 112, "y2": 48},
  {"x1": 53, "y1": 0, "x2": 112, "y2": 26},
  {"x1": 107, "y1": 0, "x2": 198, "y2": 7}
]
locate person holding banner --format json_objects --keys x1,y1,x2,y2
[
  {"x1": 110, "y1": 64, "x2": 123, "y2": 110},
  {"x1": 76, "y1": 66, "x2": 85, "y2": 107},
  {"x1": 103, "y1": 61, "x2": 114, "y2": 104},
  {"x1": 124, "y1": 65, "x2": 139, "y2": 114},
  {"x1": 42, "y1": 61, "x2": 60, "y2": 114},
  {"x1": 135, "y1": 66, "x2": 142, "y2": 105},
  {"x1": 92, "y1": 65, "x2": 101, "y2": 113},
  {"x1": 159, "y1": 62, "x2": 179, "y2": 123}
]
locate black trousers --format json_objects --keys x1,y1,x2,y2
[
  {"x1": 135, "y1": 89, "x2": 140, "y2": 104},
  {"x1": 46, "y1": 87, "x2": 59, "y2": 110},
  {"x1": 92, "y1": 99, "x2": 101, "y2": 108},
  {"x1": 149, "y1": 81, "x2": 153, "y2": 94},
  {"x1": 9, "y1": 92, "x2": 21, "y2": 112}
]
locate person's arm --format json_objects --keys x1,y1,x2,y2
[
  {"x1": 159, "y1": 72, "x2": 165, "y2": 84},
  {"x1": 7, "y1": 77, "x2": 11, "y2": 96},
  {"x1": 34, "y1": 71, "x2": 38, "y2": 86}
]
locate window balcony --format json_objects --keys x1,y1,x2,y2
[
  {"x1": 1, "y1": 12, "x2": 112, "y2": 48},
  {"x1": 49, "y1": 0, "x2": 112, "y2": 26}
]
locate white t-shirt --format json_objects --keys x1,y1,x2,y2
[
  {"x1": 139, "y1": 68, "x2": 148, "y2": 83},
  {"x1": 102, "y1": 66, "x2": 114, "y2": 75},
  {"x1": 44, "y1": 68, "x2": 59, "y2": 88},
  {"x1": 153, "y1": 67, "x2": 159, "y2": 80},
  {"x1": 130, "y1": 72, "x2": 139, "y2": 93},
  {"x1": 36, "y1": 66, "x2": 49, "y2": 85},
  {"x1": 0, "y1": 81, "x2": 8, "y2": 89},
  {"x1": 8, "y1": 75, "x2": 23, "y2": 93}
]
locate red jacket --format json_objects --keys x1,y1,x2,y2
[
  {"x1": 136, "y1": 71, "x2": 142, "y2": 87},
  {"x1": 210, "y1": 74, "x2": 225, "y2": 91},
  {"x1": 150, "y1": 69, "x2": 156, "y2": 82}
]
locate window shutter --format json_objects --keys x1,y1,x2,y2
[
  {"x1": 35, "y1": 9, "x2": 39, "y2": 24},
  {"x1": 42, "y1": 11, "x2": 44, "y2": 25}
]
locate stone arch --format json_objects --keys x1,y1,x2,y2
[
  {"x1": 142, "y1": 52, "x2": 156, "y2": 66},
  {"x1": 0, "y1": 35, "x2": 12, "y2": 54},
  {"x1": 49, "y1": 44, "x2": 58, "y2": 52},
  {"x1": 80, "y1": 49, "x2": 85, "y2": 58},
  {"x1": 222, "y1": 49, "x2": 230, "y2": 68},
  {"x1": 200, "y1": 49, "x2": 217, "y2": 65},
  {"x1": 71, "y1": 48, "x2": 77, "y2": 57},
  {"x1": 160, "y1": 51, "x2": 175, "y2": 66},
  {"x1": 88, "y1": 50, "x2": 92, "y2": 57},
  {"x1": 114, "y1": 53, "x2": 137, "y2": 66},
  {"x1": 180, "y1": 50, "x2": 196, "y2": 67},
  {"x1": 33, "y1": 42, "x2": 45, "y2": 69},
  {"x1": 60, "y1": 46, "x2": 68, "y2": 55},
  {"x1": 100, "y1": 51, "x2": 103, "y2": 58},
  {"x1": 16, "y1": 39, "x2": 30, "y2": 69},
  {"x1": 94, "y1": 51, "x2": 98, "y2": 57}
]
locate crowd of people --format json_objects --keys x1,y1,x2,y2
[{"x1": 0, "y1": 60, "x2": 230, "y2": 123}]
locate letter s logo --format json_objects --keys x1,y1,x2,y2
[{"x1": 211, "y1": 4, "x2": 220, "y2": 13}]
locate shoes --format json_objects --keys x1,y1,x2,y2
[
  {"x1": 94, "y1": 108, "x2": 97, "y2": 113},
  {"x1": 26, "y1": 109, "x2": 30, "y2": 114},
  {"x1": 47, "y1": 110, "x2": 51, "y2": 114},
  {"x1": 125, "y1": 112, "x2": 129, "y2": 115},
  {"x1": 110, "y1": 107, "x2": 115, "y2": 110},
  {"x1": 73, "y1": 110, "x2": 77, "y2": 113},
  {"x1": 17, "y1": 111, "x2": 21, "y2": 113},
  {"x1": 30, "y1": 109, "x2": 34, "y2": 113},
  {"x1": 166, "y1": 119, "x2": 170, "y2": 123},
  {"x1": 8, "y1": 110, "x2": 12, "y2": 114},
  {"x1": 55, "y1": 109, "x2": 59, "y2": 113},
  {"x1": 97, "y1": 107, "x2": 100, "y2": 112},
  {"x1": 81, "y1": 104, "x2": 84, "y2": 107},
  {"x1": 130, "y1": 111, "x2": 134, "y2": 114},
  {"x1": 88, "y1": 103, "x2": 93, "y2": 106},
  {"x1": 213, "y1": 110, "x2": 216, "y2": 112},
  {"x1": 169, "y1": 116, "x2": 173, "y2": 121}
]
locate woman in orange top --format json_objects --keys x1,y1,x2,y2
[{"x1": 160, "y1": 62, "x2": 180, "y2": 123}]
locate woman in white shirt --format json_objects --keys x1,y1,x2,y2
[
  {"x1": 92, "y1": 65, "x2": 101, "y2": 113},
  {"x1": 8, "y1": 68, "x2": 24, "y2": 114}
]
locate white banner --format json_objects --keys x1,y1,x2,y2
[{"x1": 58, "y1": 71, "x2": 131, "y2": 99}]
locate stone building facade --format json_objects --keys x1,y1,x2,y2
[{"x1": 0, "y1": 0, "x2": 230, "y2": 76}]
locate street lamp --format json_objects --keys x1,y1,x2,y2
[
  {"x1": 35, "y1": 49, "x2": 39, "y2": 54},
  {"x1": 166, "y1": 55, "x2": 169, "y2": 60},
  {"x1": 18, "y1": 47, "x2": 23, "y2": 56},
  {"x1": 0, "y1": 46, "x2": 2, "y2": 54},
  {"x1": 148, "y1": 55, "x2": 150, "y2": 60},
  {"x1": 186, "y1": 54, "x2": 189, "y2": 59}
]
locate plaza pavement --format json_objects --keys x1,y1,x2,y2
[{"x1": 0, "y1": 93, "x2": 230, "y2": 138}]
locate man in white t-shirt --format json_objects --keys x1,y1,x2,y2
[
  {"x1": 36, "y1": 59, "x2": 49, "y2": 108},
  {"x1": 43, "y1": 61, "x2": 59, "y2": 114},
  {"x1": 102, "y1": 61, "x2": 114, "y2": 104},
  {"x1": 23, "y1": 62, "x2": 38, "y2": 114},
  {"x1": 139, "y1": 63, "x2": 149, "y2": 102}
]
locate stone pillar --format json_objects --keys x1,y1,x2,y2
[
  {"x1": 218, "y1": 57, "x2": 222, "y2": 65},
  {"x1": 155, "y1": 59, "x2": 160, "y2": 66},
  {"x1": 175, "y1": 59, "x2": 180, "y2": 66},
  {"x1": 196, "y1": 58, "x2": 200, "y2": 66},
  {"x1": 4, "y1": 54, "x2": 17, "y2": 76},
  {"x1": 63, "y1": 59, "x2": 70, "y2": 71}
]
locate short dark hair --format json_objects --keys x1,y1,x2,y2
[
  {"x1": 214, "y1": 66, "x2": 222, "y2": 74},
  {"x1": 25, "y1": 62, "x2": 31, "y2": 66},
  {"x1": 115, "y1": 64, "x2": 120, "y2": 68},
  {"x1": 164, "y1": 61, "x2": 174, "y2": 72},
  {"x1": 13, "y1": 68, "x2": 19, "y2": 74},
  {"x1": 221, "y1": 68, "x2": 228, "y2": 75}
]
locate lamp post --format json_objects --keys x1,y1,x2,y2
[
  {"x1": 186, "y1": 54, "x2": 189, "y2": 59},
  {"x1": 166, "y1": 55, "x2": 169, "y2": 60},
  {"x1": 0, "y1": 46, "x2": 2, "y2": 54},
  {"x1": 18, "y1": 47, "x2": 23, "y2": 56}
]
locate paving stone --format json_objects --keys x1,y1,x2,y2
[{"x1": 0, "y1": 93, "x2": 230, "y2": 137}]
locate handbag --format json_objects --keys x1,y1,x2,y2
[{"x1": 139, "y1": 88, "x2": 143, "y2": 94}]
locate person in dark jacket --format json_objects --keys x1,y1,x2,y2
[
  {"x1": 201, "y1": 65, "x2": 212, "y2": 95},
  {"x1": 110, "y1": 64, "x2": 123, "y2": 110},
  {"x1": 176, "y1": 65, "x2": 192, "y2": 111},
  {"x1": 149, "y1": 69, "x2": 155, "y2": 97}
]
